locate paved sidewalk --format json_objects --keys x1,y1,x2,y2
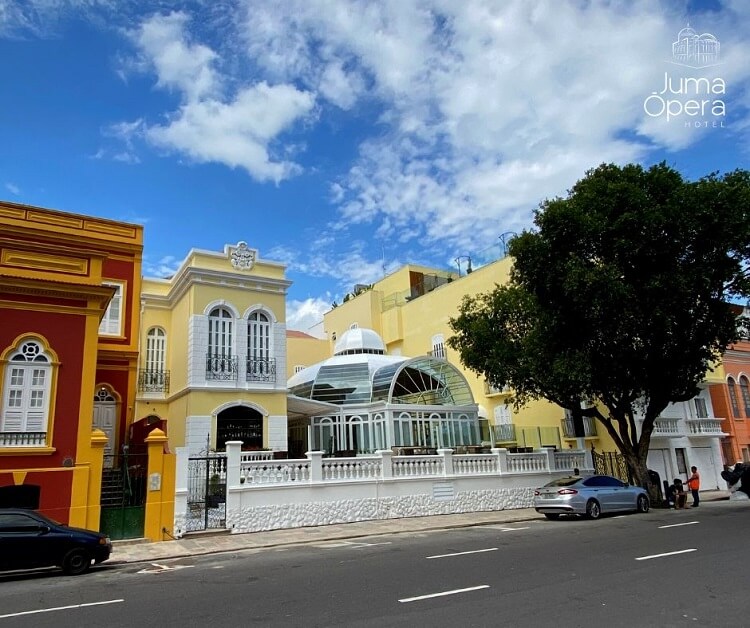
[{"x1": 110, "y1": 490, "x2": 731, "y2": 565}]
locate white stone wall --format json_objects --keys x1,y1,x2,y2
[{"x1": 223, "y1": 473, "x2": 545, "y2": 534}]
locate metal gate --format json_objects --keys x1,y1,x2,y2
[
  {"x1": 185, "y1": 455, "x2": 228, "y2": 532},
  {"x1": 100, "y1": 452, "x2": 148, "y2": 540},
  {"x1": 591, "y1": 447, "x2": 632, "y2": 483}
]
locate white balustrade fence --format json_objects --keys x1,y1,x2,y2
[{"x1": 173, "y1": 443, "x2": 593, "y2": 537}]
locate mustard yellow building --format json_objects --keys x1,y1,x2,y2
[
  {"x1": 310, "y1": 259, "x2": 582, "y2": 452},
  {"x1": 135, "y1": 242, "x2": 291, "y2": 455},
  {"x1": 302, "y1": 256, "x2": 727, "y2": 489}
]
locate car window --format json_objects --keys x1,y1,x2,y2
[
  {"x1": 582, "y1": 476, "x2": 606, "y2": 487},
  {"x1": 0, "y1": 513, "x2": 45, "y2": 532},
  {"x1": 544, "y1": 477, "x2": 581, "y2": 487}
]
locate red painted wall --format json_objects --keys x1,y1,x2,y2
[
  {"x1": 0, "y1": 470, "x2": 73, "y2": 523},
  {"x1": 0, "y1": 307, "x2": 86, "y2": 468}
]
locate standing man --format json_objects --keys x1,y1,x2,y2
[{"x1": 687, "y1": 466, "x2": 701, "y2": 507}]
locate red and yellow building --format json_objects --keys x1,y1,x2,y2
[{"x1": 0, "y1": 200, "x2": 142, "y2": 530}]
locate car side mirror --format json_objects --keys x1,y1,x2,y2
[{"x1": 38, "y1": 525, "x2": 51, "y2": 534}]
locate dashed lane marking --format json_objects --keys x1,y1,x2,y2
[
  {"x1": 0, "y1": 599, "x2": 124, "y2": 620},
  {"x1": 658, "y1": 521, "x2": 699, "y2": 529},
  {"x1": 399, "y1": 585, "x2": 490, "y2": 603},
  {"x1": 426, "y1": 548, "x2": 498, "y2": 559},
  {"x1": 635, "y1": 549, "x2": 697, "y2": 561}
]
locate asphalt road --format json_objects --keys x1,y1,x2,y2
[{"x1": 1, "y1": 501, "x2": 747, "y2": 628}]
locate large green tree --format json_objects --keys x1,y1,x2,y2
[{"x1": 449, "y1": 163, "x2": 750, "y2": 493}]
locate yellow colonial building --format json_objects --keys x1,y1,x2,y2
[
  {"x1": 291, "y1": 258, "x2": 579, "y2": 453},
  {"x1": 291, "y1": 256, "x2": 727, "y2": 490},
  {"x1": 135, "y1": 242, "x2": 291, "y2": 455}
]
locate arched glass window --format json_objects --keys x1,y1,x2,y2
[
  {"x1": 145, "y1": 328, "x2": 166, "y2": 373},
  {"x1": 740, "y1": 376, "x2": 750, "y2": 418},
  {"x1": 1, "y1": 340, "x2": 53, "y2": 446},
  {"x1": 208, "y1": 307, "x2": 233, "y2": 358},
  {"x1": 728, "y1": 377, "x2": 741, "y2": 417},
  {"x1": 247, "y1": 311, "x2": 273, "y2": 381},
  {"x1": 248, "y1": 311, "x2": 270, "y2": 361}
]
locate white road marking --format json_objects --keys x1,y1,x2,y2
[
  {"x1": 0, "y1": 599, "x2": 123, "y2": 619},
  {"x1": 399, "y1": 585, "x2": 490, "y2": 603},
  {"x1": 316, "y1": 541, "x2": 392, "y2": 549},
  {"x1": 136, "y1": 562, "x2": 194, "y2": 574},
  {"x1": 426, "y1": 548, "x2": 499, "y2": 559},
  {"x1": 635, "y1": 549, "x2": 697, "y2": 561},
  {"x1": 496, "y1": 526, "x2": 530, "y2": 531},
  {"x1": 659, "y1": 521, "x2": 699, "y2": 529}
]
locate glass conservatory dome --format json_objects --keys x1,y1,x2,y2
[{"x1": 288, "y1": 329, "x2": 474, "y2": 407}]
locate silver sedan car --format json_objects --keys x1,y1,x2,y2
[{"x1": 534, "y1": 474, "x2": 650, "y2": 520}]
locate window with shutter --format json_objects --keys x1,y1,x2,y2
[{"x1": 1, "y1": 339, "x2": 55, "y2": 447}]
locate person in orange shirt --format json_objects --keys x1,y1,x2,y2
[{"x1": 687, "y1": 466, "x2": 701, "y2": 507}]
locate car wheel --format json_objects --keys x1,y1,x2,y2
[
  {"x1": 62, "y1": 548, "x2": 91, "y2": 576},
  {"x1": 637, "y1": 495, "x2": 650, "y2": 513},
  {"x1": 585, "y1": 499, "x2": 601, "y2": 520},
  {"x1": 543, "y1": 513, "x2": 560, "y2": 520}
]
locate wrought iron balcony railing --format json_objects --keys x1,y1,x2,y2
[
  {"x1": 138, "y1": 369, "x2": 170, "y2": 393},
  {"x1": 246, "y1": 358, "x2": 276, "y2": 383},
  {"x1": 0, "y1": 431, "x2": 47, "y2": 447},
  {"x1": 206, "y1": 355, "x2": 239, "y2": 381},
  {"x1": 561, "y1": 416, "x2": 598, "y2": 438}
]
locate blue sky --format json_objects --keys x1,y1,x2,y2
[{"x1": 1, "y1": 0, "x2": 748, "y2": 332}]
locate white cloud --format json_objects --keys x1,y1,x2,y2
[
  {"x1": 131, "y1": 11, "x2": 218, "y2": 101},
  {"x1": 143, "y1": 254, "x2": 181, "y2": 278},
  {"x1": 145, "y1": 82, "x2": 315, "y2": 183},
  {"x1": 125, "y1": 11, "x2": 316, "y2": 183},
  {"x1": 286, "y1": 297, "x2": 332, "y2": 332},
  {"x1": 4, "y1": 182, "x2": 20, "y2": 195},
  {"x1": 235, "y1": 0, "x2": 750, "y2": 256}
]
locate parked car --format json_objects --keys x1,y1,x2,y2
[
  {"x1": 534, "y1": 474, "x2": 650, "y2": 520},
  {"x1": 0, "y1": 508, "x2": 112, "y2": 575}
]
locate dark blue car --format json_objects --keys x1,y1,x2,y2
[{"x1": 0, "y1": 508, "x2": 112, "y2": 575}]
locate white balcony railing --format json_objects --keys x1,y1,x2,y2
[
  {"x1": 650, "y1": 418, "x2": 681, "y2": 436},
  {"x1": 686, "y1": 418, "x2": 725, "y2": 436}
]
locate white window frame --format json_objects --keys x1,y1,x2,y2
[
  {"x1": 208, "y1": 307, "x2": 234, "y2": 358},
  {"x1": 145, "y1": 327, "x2": 166, "y2": 373},
  {"x1": 431, "y1": 334, "x2": 446, "y2": 359},
  {"x1": 99, "y1": 281, "x2": 125, "y2": 337},
  {"x1": 1, "y1": 341, "x2": 52, "y2": 438},
  {"x1": 248, "y1": 311, "x2": 271, "y2": 361}
]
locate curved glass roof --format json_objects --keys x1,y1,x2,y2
[{"x1": 289, "y1": 354, "x2": 475, "y2": 407}]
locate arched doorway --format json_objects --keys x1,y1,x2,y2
[
  {"x1": 216, "y1": 406, "x2": 263, "y2": 450},
  {"x1": 93, "y1": 386, "x2": 118, "y2": 466}
]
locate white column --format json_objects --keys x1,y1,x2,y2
[
  {"x1": 492, "y1": 447, "x2": 508, "y2": 474},
  {"x1": 438, "y1": 448, "x2": 454, "y2": 477},
  {"x1": 225, "y1": 441, "x2": 243, "y2": 488},
  {"x1": 542, "y1": 447, "x2": 556, "y2": 472},
  {"x1": 306, "y1": 450, "x2": 323, "y2": 482},
  {"x1": 378, "y1": 449, "x2": 393, "y2": 479}
]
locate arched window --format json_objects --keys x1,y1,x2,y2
[
  {"x1": 207, "y1": 307, "x2": 236, "y2": 380},
  {"x1": 1, "y1": 340, "x2": 54, "y2": 447},
  {"x1": 146, "y1": 328, "x2": 166, "y2": 372},
  {"x1": 208, "y1": 307, "x2": 233, "y2": 358},
  {"x1": 431, "y1": 334, "x2": 446, "y2": 359},
  {"x1": 740, "y1": 376, "x2": 750, "y2": 418},
  {"x1": 247, "y1": 311, "x2": 274, "y2": 382},
  {"x1": 141, "y1": 328, "x2": 168, "y2": 392},
  {"x1": 727, "y1": 377, "x2": 741, "y2": 417}
]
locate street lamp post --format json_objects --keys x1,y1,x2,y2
[{"x1": 455, "y1": 255, "x2": 473, "y2": 277}]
